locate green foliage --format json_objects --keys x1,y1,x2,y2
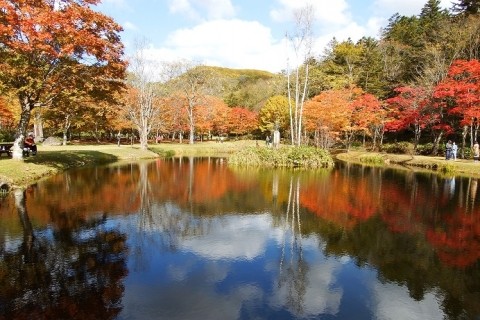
[
  {"x1": 0, "y1": 130, "x2": 14, "y2": 142},
  {"x1": 381, "y1": 142, "x2": 415, "y2": 154},
  {"x1": 359, "y1": 154, "x2": 385, "y2": 165},
  {"x1": 438, "y1": 162, "x2": 457, "y2": 174},
  {"x1": 416, "y1": 143, "x2": 434, "y2": 155},
  {"x1": 151, "y1": 148, "x2": 175, "y2": 158},
  {"x1": 229, "y1": 146, "x2": 334, "y2": 168}
]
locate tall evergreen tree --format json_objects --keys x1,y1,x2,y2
[
  {"x1": 419, "y1": 0, "x2": 450, "y2": 41},
  {"x1": 452, "y1": 0, "x2": 480, "y2": 15}
]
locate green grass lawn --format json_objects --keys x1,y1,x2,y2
[{"x1": 0, "y1": 144, "x2": 159, "y2": 188}]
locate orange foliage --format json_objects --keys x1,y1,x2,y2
[
  {"x1": 300, "y1": 170, "x2": 379, "y2": 229},
  {"x1": 304, "y1": 89, "x2": 351, "y2": 141},
  {"x1": 227, "y1": 107, "x2": 258, "y2": 136}
]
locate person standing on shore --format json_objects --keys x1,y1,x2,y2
[
  {"x1": 452, "y1": 142, "x2": 458, "y2": 160},
  {"x1": 445, "y1": 140, "x2": 452, "y2": 160}
]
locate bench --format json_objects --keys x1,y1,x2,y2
[{"x1": 0, "y1": 142, "x2": 13, "y2": 157}]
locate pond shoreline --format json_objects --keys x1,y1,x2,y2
[
  {"x1": 2, "y1": 142, "x2": 479, "y2": 190},
  {"x1": 336, "y1": 150, "x2": 480, "y2": 177}
]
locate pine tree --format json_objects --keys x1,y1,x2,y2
[{"x1": 452, "y1": 0, "x2": 480, "y2": 15}]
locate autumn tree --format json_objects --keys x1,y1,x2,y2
[
  {"x1": 350, "y1": 93, "x2": 385, "y2": 149},
  {"x1": 0, "y1": 0, "x2": 126, "y2": 159},
  {"x1": 227, "y1": 107, "x2": 258, "y2": 137},
  {"x1": 385, "y1": 86, "x2": 432, "y2": 150},
  {"x1": 303, "y1": 89, "x2": 351, "y2": 148},
  {"x1": 0, "y1": 95, "x2": 16, "y2": 141},
  {"x1": 211, "y1": 98, "x2": 231, "y2": 137},
  {"x1": 259, "y1": 95, "x2": 290, "y2": 136},
  {"x1": 122, "y1": 41, "x2": 164, "y2": 150},
  {"x1": 162, "y1": 95, "x2": 189, "y2": 142},
  {"x1": 434, "y1": 59, "x2": 480, "y2": 151},
  {"x1": 195, "y1": 96, "x2": 220, "y2": 140},
  {"x1": 167, "y1": 62, "x2": 215, "y2": 144}
]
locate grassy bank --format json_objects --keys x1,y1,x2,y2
[
  {"x1": 0, "y1": 144, "x2": 159, "y2": 189},
  {"x1": 148, "y1": 140, "x2": 258, "y2": 156},
  {"x1": 336, "y1": 151, "x2": 480, "y2": 177},
  {"x1": 0, "y1": 140, "x2": 259, "y2": 189}
]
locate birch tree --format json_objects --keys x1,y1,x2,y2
[
  {"x1": 124, "y1": 41, "x2": 162, "y2": 150},
  {"x1": 286, "y1": 4, "x2": 315, "y2": 146}
]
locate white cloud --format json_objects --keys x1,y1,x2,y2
[
  {"x1": 143, "y1": 19, "x2": 288, "y2": 73},
  {"x1": 118, "y1": 0, "x2": 457, "y2": 75},
  {"x1": 168, "y1": 0, "x2": 236, "y2": 21},
  {"x1": 270, "y1": 0, "x2": 350, "y2": 27}
]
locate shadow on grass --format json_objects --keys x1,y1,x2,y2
[{"x1": 23, "y1": 150, "x2": 119, "y2": 169}]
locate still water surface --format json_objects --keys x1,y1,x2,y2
[{"x1": 0, "y1": 158, "x2": 479, "y2": 319}]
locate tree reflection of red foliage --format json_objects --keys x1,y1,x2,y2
[
  {"x1": 426, "y1": 207, "x2": 480, "y2": 268},
  {"x1": 378, "y1": 184, "x2": 428, "y2": 235},
  {"x1": 300, "y1": 171, "x2": 379, "y2": 229}
]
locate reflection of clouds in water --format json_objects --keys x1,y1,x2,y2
[
  {"x1": 122, "y1": 213, "x2": 345, "y2": 319},
  {"x1": 269, "y1": 235, "x2": 343, "y2": 317},
  {"x1": 122, "y1": 281, "x2": 262, "y2": 320},
  {"x1": 180, "y1": 214, "x2": 272, "y2": 260},
  {"x1": 168, "y1": 261, "x2": 229, "y2": 283},
  {"x1": 372, "y1": 282, "x2": 443, "y2": 320}
]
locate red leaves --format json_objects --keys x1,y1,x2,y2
[{"x1": 434, "y1": 59, "x2": 480, "y2": 121}]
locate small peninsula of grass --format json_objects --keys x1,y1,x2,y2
[
  {"x1": 336, "y1": 150, "x2": 480, "y2": 178},
  {"x1": 228, "y1": 146, "x2": 334, "y2": 168}
]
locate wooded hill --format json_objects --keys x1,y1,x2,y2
[{"x1": 194, "y1": 66, "x2": 284, "y2": 111}]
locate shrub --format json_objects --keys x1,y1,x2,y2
[
  {"x1": 381, "y1": 142, "x2": 414, "y2": 154},
  {"x1": 0, "y1": 131, "x2": 14, "y2": 142},
  {"x1": 438, "y1": 163, "x2": 456, "y2": 174},
  {"x1": 416, "y1": 143, "x2": 434, "y2": 155},
  {"x1": 359, "y1": 154, "x2": 385, "y2": 165},
  {"x1": 152, "y1": 149, "x2": 175, "y2": 158},
  {"x1": 229, "y1": 146, "x2": 334, "y2": 168}
]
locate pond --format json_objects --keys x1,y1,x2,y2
[{"x1": 0, "y1": 158, "x2": 479, "y2": 319}]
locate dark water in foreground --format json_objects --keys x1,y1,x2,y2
[{"x1": 0, "y1": 158, "x2": 479, "y2": 320}]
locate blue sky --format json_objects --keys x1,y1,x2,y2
[{"x1": 97, "y1": 0, "x2": 452, "y2": 73}]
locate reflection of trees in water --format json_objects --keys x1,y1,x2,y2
[
  {"x1": 0, "y1": 190, "x2": 128, "y2": 319},
  {"x1": 130, "y1": 159, "x2": 213, "y2": 269},
  {"x1": 278, "y1": 175, "x2": 308, "y2": 316},
  {"x1": 297, "y1": 164, "x2": 480, "y2": 319}
]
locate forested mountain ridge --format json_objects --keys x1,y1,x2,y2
[{"x1": 194, "y1": 66, "x2": 285, "y2": 111}]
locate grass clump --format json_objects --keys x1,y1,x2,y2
[
  {"x1": 150, "y1": 148, "x2": 175, "y2": 158},
  {"x1": 359, "y1": 154, "x2": 385, "y2": 165},
  {"x1": 438, "y1": 163, "x2": 457, "y2": 174},
  {"x1": 228, "y1": 146, "x2": 334, "y2": 168}
]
